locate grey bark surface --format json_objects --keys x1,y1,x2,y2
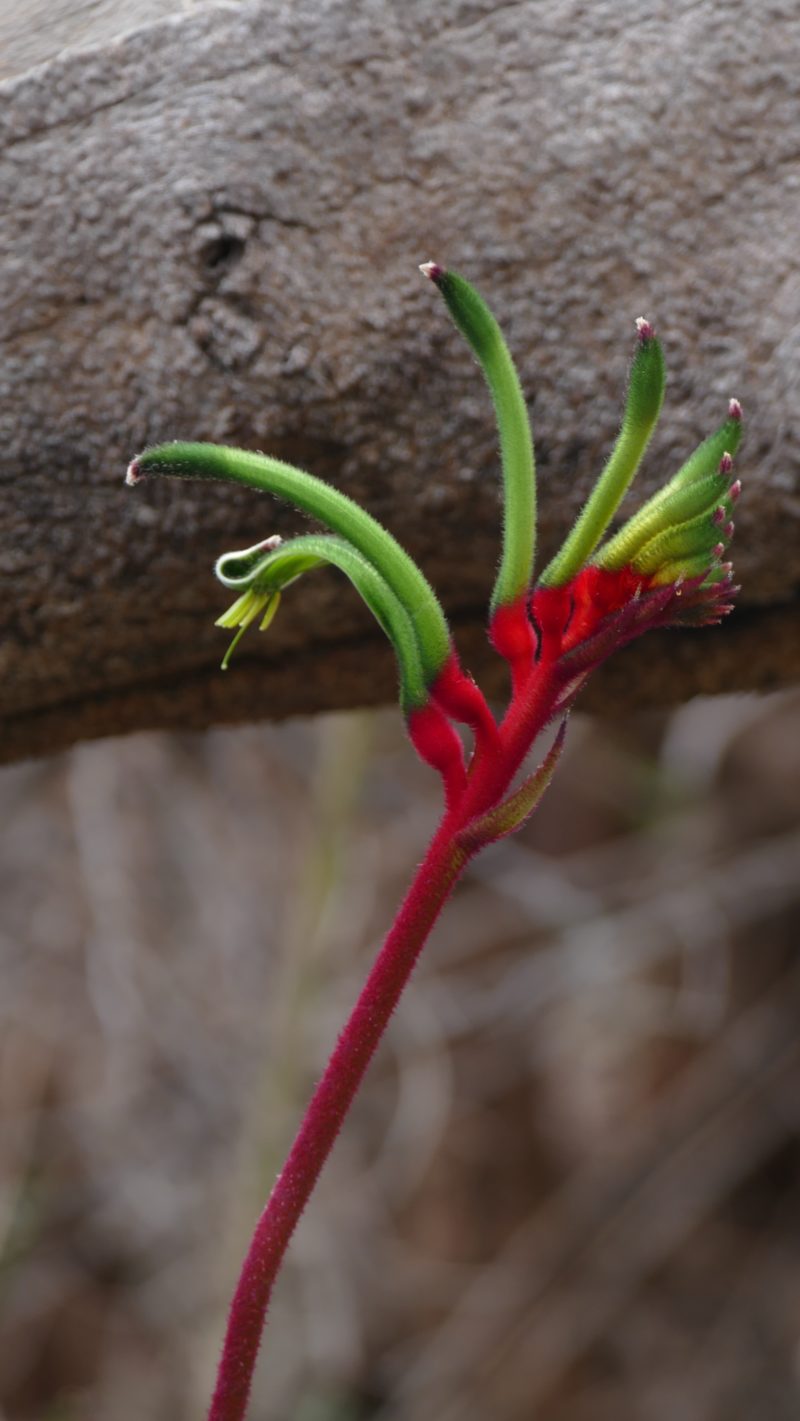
[
  {"x1": 0, "y1": 0, "x2": 205, "y2": 81},
  {"x1": 1, "y1": 0, "x2": 798, "y2": 764}
]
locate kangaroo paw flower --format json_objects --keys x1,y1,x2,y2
[{"x1": 126, "y1": 264, "x2": 745, "y2": 1421}]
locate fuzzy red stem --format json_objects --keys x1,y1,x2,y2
[
  {"x1": 207, "y1": 653, "x2": 566, "y2": 1421},
  {"x1": 207, "y1": 810, "x2": 471, "y2": 1421},
  {"x1": 462, "y1": 653, "x2": 565, "y2": 820}
]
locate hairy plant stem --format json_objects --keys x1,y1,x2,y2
[{"x1": 207, "y1": 669, "x2": 564, "y2": 1421}]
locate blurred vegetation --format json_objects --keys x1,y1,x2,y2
[{"x1": 0, "y1": 690, "x2": 798, "y2": 1420}]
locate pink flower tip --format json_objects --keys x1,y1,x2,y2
[
  {"x1": 125, "y1": 459, "x2": 144, "y2": 486},
  {"x1": 719, "y1": 451, "x2": 733, "y2": 476},
  {"x1": 712, "y1": 505, "x2": 726, "y2": 526},
  {"x1": 724, "y1": 520, "x2": 735, "y2": 540},
  {"x1": 728, "y1": 479, "x2": 742, "y2": 502},
  {"x1": 635, "y1": 315, "x2": 655, "y2": 343},
  {"x1": 728, "y1": 397, "x2": 743, "y2": 420},
  {"x1": 419, "y1": 261, "x2": 444, "y2": 284},
  {"x1": 713, "y1": 542, "x2": 726, "y2": 559}
]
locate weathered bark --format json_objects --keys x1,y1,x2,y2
[{"x1": 1, "y1": 0, "x2": 798, "y2": 764}]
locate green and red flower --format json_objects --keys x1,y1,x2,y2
[
  {"x1": 127, "y1": 265, "x2": 741, "y2": 825},
  {"x1": 126, "y1": 266, "x2": 743, "y2": 1421}
]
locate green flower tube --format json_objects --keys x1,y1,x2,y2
[
  {"x1": 596, "y1": 403, "x2": 741, "y2": 571},
  {"x1": 539, "y1": 318, "x2": 666, "y2": 587},
  {"x1": 128, "y1": 442, "x2": 450, "y2": 686},
  {"x1": 421, "y1": 264, "x2": 536, "y2": 611}
]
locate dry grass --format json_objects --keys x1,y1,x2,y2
[{"x1": 1, "y1": 690, "x2": 798, "y2": 1420}]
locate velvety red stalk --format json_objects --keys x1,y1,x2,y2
[
  {"x1": 207, "y1": 653, "x2": 566, "y2": 1421},
  {"x1": 207, "y1": 808, "x2": 468, "y2": 1421},
  {"x1": 467, "y1": 650, "x2": 564, "y2": 817}
]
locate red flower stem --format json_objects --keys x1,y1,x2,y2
[
  {"x1": 465, "y1": 656, "x2": 565, "y2": 817},
  {"x1": 207, "y1": 659, "x2": 566, "y2": 1421},
  {"x1": 207, "y1": 809, "x2": 471, "y2": 1421}
]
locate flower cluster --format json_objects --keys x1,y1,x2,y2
[
  {"x1": 126, "y1": 266, "x2": 743, "y2": 1421},
  {"x1": 127, "y1": 265, "x2": 742, "y2": 820},
  {"x1": 525, "y1": 401, "x2": 741, "y2": 702}
]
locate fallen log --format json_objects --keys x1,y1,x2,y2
[{"x1": 2, "y1": 0, "x2": 797, "y2": 763}]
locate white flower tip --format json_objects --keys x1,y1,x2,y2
[
  {"x1": 635, "y1": 315, "x2": 655, "y2": 342},
  {"x1": 419, "y1": 261, "x2": 443, "y2": 283},
  {"x1": 125, "y1": 459, "x2": 143, "y2": 486},
  {"x1": 728, "y1": 397, "x2": 743, "y2": 420}
]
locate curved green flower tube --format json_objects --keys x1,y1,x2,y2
[
  {"x1": 421, "y1": 264, "x2": 536, "y2": 611},
  {"x1": 539, "y1": 319, "x2": 666, "y2": 587},
  {"x1": 128, "y1": 442, "x2": 450, "y2": 687},
  {"x1": 595, "y1": 402, "x2": 742, "y2": 571}
]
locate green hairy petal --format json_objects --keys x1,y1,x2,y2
[
  {"x1": 539, "y1": 326, "x2": 666, "y2": 587},
  {"x1": 422, "y1": 266, "x2": 536, "y2": 609},
  {"x1": 214, "y1": 537, "x2": 288, "y2": 586},
  {"x1": 652, "y1": 552, "x2": 720, "y2": 586},
  {"x1": 596, "y1": 408, "x2": 741, "y2": 571},
  {"x1": 660, "y1": 412, "x2": 742, "y2": 494},
  {"x1": 217, "y1": 532, "x2": 429, "y2": 711},
  {"x1": 597, "y1": 466, "x2": 731, "y2": 571},
  {"x1": 217, "y1": 540, "x2": 326, "y2": 592},
  {"x1": 631, "y1": 507, "x2": 721, "y2": 574},
  {"x1": 700, "y1": 559, "x2": 736, "y2": 585},
  {"x1": 132, "y1": 442, "x2": 450, "y2": 685}
]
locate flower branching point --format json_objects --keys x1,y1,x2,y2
[{"x1": 126, "y1": 268, "x2": 742, "y2": 1421}]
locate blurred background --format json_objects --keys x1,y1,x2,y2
[
  {"x1": 2, "y1": 1, "x2": 799, "y2": 1417},
  {"x1": 1, "y1": 688, "x2": 798, "y2": 1421}
]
